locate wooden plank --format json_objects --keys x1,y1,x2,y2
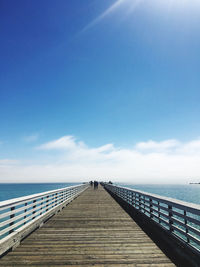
[{"x1": 0, "y1": 186, "x2": 175, "y2": 266}]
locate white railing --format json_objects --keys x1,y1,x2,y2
[
  {"x1": 103, "y1": 183, "x2": 200, "y2": 254},
  {"x1": 0, "y1": 183, "x2": 89, "y2": 255}
]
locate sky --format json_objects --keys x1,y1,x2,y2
[{"x1": 0, "y1": 0, "x2": 200, "y2": 184}]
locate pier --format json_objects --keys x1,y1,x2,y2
[{"x1": 0, "y1": 183, "x2": 200, "y2": 266}]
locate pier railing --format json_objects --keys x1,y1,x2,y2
[
  {"x1": 102, "y1": 183, "x2": 200, "y2": 254},
  {"x1": 0, "y1": 183, "x2": 88, "y2": 256}
]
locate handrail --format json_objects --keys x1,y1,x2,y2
[
  {"x1": 0, "y1": 185, "x2": 86, "y2": 209},
  {"x1": 102, "y1": 183, "x2": 200, "y2": 254},
  {"x1": 0, "y1": 183, "x2": 89, "y2": 256}
]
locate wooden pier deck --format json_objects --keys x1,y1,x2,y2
[{"x1": 0, "y1": 186, "x2": 174, "y2": 266}]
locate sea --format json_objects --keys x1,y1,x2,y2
[
  {"x1": 118, "y1": 184, "x2": 200, "y2": 205},
  {"x1": 0, "y1": 183, "x2": 200, "y2": 205},
  {"x1": 0, "y1": 183, "x2": 78, "y2": 202}
]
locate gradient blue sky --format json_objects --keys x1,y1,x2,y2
[{"x1": 0, "y1": 0, "x2": 200, "y2": 183}]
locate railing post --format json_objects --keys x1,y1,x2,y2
[
  {"x1": 139, "y1": 194, "x2": 141, "y2": 211},
  {"x1": 32, "y1": 199, "x2": 37, "y2": 220},
  {"x1": 55, "y1": 192, "x2": 58, "y2": 207},
  {"x1": 0, "y1": 183, "x2": 88, "y2": 252},
  {"x1": 133, "y1": 192, "x2": 136, "y2": 207},
  {"x1": 131, "y1": 192, "x2": 134, "y2": 207},
  {"x1": 184, "y1": 210, "x2": 189, "y2": 243},
  {"x1": 70, "y1": 189, "x2": 74, "y2": 200},
  {"x1": 9, "y1": 207, "x2": 15, "y2": 234},
  {"x1": 150, "y1": 198, "x2": 153, "y2": 218},
  {"x1": 67, "y1": 189, "x2": 70, "y2": 200},
  {"x1": 114, "y1": 186, "x2": 117, "y2": 195},
  {"x1": 70, "y1": 189, "x2": 72, "y2": 198},
  {"x1": 64, "y1": 190, "x2": 67, "y2": 200},
  {"x1": 40, "y1": 197, "x2": 43, "y2": 215},
  {"x1": 24, "y1": 203, "x2": 27, "y2": 225},
  {"x1": 125, "y1": 190, "x2": 128, "y2": 203},
  {"x1": 158, "y1": 201, "x2": 161, "y2": 223},
  {"x1": 168, "y1": 205, "x2": 173, "y2": 233},
  {"x1": 60, "y1": 191, "x2": 63, "y2": 203},
  {"x1": 46, "y1": 195, "x2": 49, "y2": 212},
  {"x1": 129, "y1": 191, "x2": 132, "y2": 205},
  {"x1": 127, "y1": 191, "x2": 130, "y2": 204},
  {"x1": 143, "y1": 196, "x2": 146, "y2": 214}
]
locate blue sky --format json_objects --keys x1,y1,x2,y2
[{"x1": 0, "y1": 0, "x2": 200, "y2": 183}]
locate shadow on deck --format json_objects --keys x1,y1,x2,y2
[{"x1": 0, "y1": 186, "x2": 174, "y2": 266}]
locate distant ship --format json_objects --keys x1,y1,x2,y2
[{"x1": 189, "y1": 182, "x2": 200, "y2": 184}]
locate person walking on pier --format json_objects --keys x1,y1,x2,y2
[{"x1": 94, "y1": 181, "x2": 98, "y2": 190}]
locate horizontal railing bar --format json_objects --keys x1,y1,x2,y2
[
  {"x1": 134, "y1": 204, "x2": 167, "y2": 224},
  {"x1": 171, "y1": 223, "x2": 200, "y2": 248},
  {"x1": 171, "y1": 224, "x2": 187, "y2": 237},
  {"x1": 171, "y1": 217, "x2": 186, "y2": 228},
  {"x1": 155, "y1": 215, "x2": 169, "y2": 226},
  {"x1": 157, "y1": 210, "x2": 169, "y2": 220},
  {"x1": 0, "y1": 193, "x2": 64, "y2": 220},
  {"x1": 0, "y1": 184, "x2": 84, "y2": 210},
  {"x1": 0, "y1": 183, "x2": 88, "y2": 257},
  {"x1": 103, "y1": 183, "x2": 200, "y2": 253},
  {"x1": 118, "y1": 194, "x2": 171, "y2": 220},
  {"x1": 0, "y1": 184, "x2": 87, "y2": 235},
  {"x1": 150, "y1": 202, "x2": 169, "y2": 212},
  {"x1": 187, "y1": 224, "x2": 200, "y2": 237},
  {"x1": 134, "y1": 203, "x2": 150, "y2": 215},
  {"x1": 187, "y1": 233, "x2": 200, "y2": 246},
  {"x1": 0, "y1": 189, "x2": 72, "y2": 213},
  {"x1": 170, "y1": 210, "x2": 185, "y2": 220},
  {"x1": 184, "y1": 216, "x2": 200, "y2": 226},
  {"x1": 110, "y1": 185, "x2": 200, "y2": 215},
  {"x1": 172, "y1": 210, "x2": 200, "y2": 226},
  {"x1": 171, "y1": 217, "x2": 200, "y2": 237},
  {"x1": 0, "y1": 190, "x2": 78, "y2": 237},
  {"x1": 0, "y1": 197, "x2": 62, "y2": 237},
  {"x1": 0, "y1": 194, "x2": 65, "y2": 228}
]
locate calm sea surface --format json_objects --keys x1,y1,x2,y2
[
  {"x1": 0, "y1": 183, "x2": 77, "y2": 202},
  {"x1": 0, "y1": 183, "x2": 200, "y2": 205},
  {"x1": 117, "y1": 184, "x2": 200, "y2": 205}
]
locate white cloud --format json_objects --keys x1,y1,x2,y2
[
  {"x1": 1, "y1": 136, "x2": 200, "y2": 184},
  {"x1": 178, "y1": 140, "x2": 200, "y2": 155},
  {"x1": 135, "y1": 139, "x2": 180, "y2": 153},
  {"x1": 0, "y1": 159, "x2": 19, "y2": 165},
  {"x1": 36, "y1": 136, "x2": 114, "y2": 162},
  {"x1": 37, "y1": 136, "x2": 77, "y2": 150}
]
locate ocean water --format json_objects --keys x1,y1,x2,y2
[
  {"x1": 117, "y1": 184, "x2": 200, "y2": 205},
  {"x1": 0, "y1": 183, "x2": 78, "y2": 202},
  {"x1": 0, "y1": 183, "x2": 200, "y2": 205}
]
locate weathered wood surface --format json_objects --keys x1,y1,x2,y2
[{"x1": 0, "y1": 186, "x2": 174, "y2": 266}]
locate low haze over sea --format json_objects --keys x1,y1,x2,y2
[{"x1": 1, "y1": 183, "x2": 200, "y2": 205}]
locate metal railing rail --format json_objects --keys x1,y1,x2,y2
[
  {"x1": 102, "y1": 183, "x2": 200, "y2": 254},
  {"x1": 0, "y1": 183, "x2": 89, "y2": 255}
]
